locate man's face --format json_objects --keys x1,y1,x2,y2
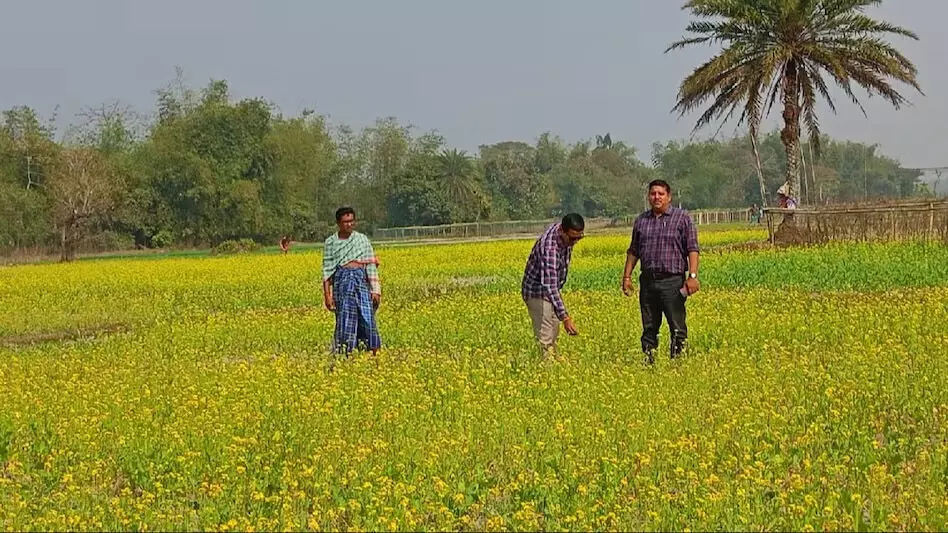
[
  {"x1": 337, "y1": 213, "x2": 356, "y2": 232},
  {"x1": 649, "y1": 185, "x2": 672, "y2": 211},
  {"x1": 562, "y1": 227, "x2": 584, "y2": 245}
]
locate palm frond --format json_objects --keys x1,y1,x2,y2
[
  {"x1": 798, "y1": 73, "x2": 823, "y2": 155},
  {"x1": 803, "y1": 48, "x2": 868, "y2": 114},
  {"x1": 802, "y1": 61, "x2": 839, "y2": 115},
  {"x1": 827, "y1": 13, "x2": 920, "y2": 40},
  {"x1": 820, "y1": 0, "x2": 882, "y2": 21},
  {"x1": 672, "y1": 45, "x2": 762, "y2": 115}
]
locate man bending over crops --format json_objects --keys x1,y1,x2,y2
[
  {"x1": 521, "y1": 213, "x2": 585, "y2": 357},
  {"x1": 322, "y1": 206, "x2": 382, "y2": 356},
  {"x1": 622, "y1": 179, "x2": 700, "y2": 364}
]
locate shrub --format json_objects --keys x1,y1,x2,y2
[
  {"x1": 211, "y1": 238, "x2": 260, "y2": 255},
  {"x1": 152, "y1": 230, "x2": 174, "y2": 249}
]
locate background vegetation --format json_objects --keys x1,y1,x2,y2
[{"x1": 0, "y1": 70, "x2": 932, "y2": 258}]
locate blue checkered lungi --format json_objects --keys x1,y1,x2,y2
[{"x1": 332, "y1": 266, "x2": 381, "y2": 354}]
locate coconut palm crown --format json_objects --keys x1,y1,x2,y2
[{"x1": 667, "y1": 0, "x2": 922, "y2": 203}]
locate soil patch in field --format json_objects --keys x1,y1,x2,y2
[{"x1": 0, "y1": 323, "x2": 131, "y2": 348}]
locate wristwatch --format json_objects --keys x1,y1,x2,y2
[{"x1": 688, "y1": 272, "x2": 697, "y2": 279}]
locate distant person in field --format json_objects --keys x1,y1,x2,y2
[
  {"x1": 622, "y1": 179, "x2": 700, "y2": 364},
  {"x1": 776, "y1": 182, "x2": 798, "y2": 209},
  {"x1": 322, "y1": 206, "x2": 382, "y2": 356},
  {"x1": 280, "y1": 235, "x2": 291, "y2": 254},
  {"x1": 749, "y1": 204, "x2": 761, "y2": 224},
  {"x1": 521, "y1": 213, "x2": 585, "y2": 357}
]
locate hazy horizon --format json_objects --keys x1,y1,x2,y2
[{"x1": 2, "y1": 0, "x2": 946, "y2": 170}]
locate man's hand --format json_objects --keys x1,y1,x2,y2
[
  {"x1": 563, "y1": 316, "x2": 578, "y2": 336},
  {"x1": 371, "y1": 293, "x2": 381, "y2": 309},
  {"x1": 683, "y1": 277, "x2": 700, "y2": 295},
  {"x1": 621, "y1": 276, "x2": 634, "y2": 296},
  {"x1": 324, "y1": 293, "x2": 335, "y2": 312}
]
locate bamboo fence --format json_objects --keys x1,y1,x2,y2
[
  {"x1": 762, "y1": 199, "x2": 948, "y2": 244},
  {"x1": 374, "y1": 208, "x2": 753, "y2": 241}
]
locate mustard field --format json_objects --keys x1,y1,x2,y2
[{"x1": 1, "y1": 228, "x2": 946, "y2": 531}]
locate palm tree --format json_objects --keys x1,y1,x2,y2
[
  {"x1": 437, "y1": 148, "x2": 482, "y2": 219},
  {"x1": 666, "y1": 0, "x2": 922, "y2": 205}
]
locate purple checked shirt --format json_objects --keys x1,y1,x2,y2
[
  {"x1": 522, "y1": 223, "x2": 573, "y2": 320},
  {"x1": 628, "y1": 207, "x2": 700, "y2": 274}
]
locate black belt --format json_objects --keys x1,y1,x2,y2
[{"x1": 643, "y1": 271, "x2": 684, "y2": 280}]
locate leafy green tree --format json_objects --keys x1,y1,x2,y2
[
  {"x1": 0, "y1": 107, "x2": 58, "y2": 249},
  {"x1": 263, "y1": 111, "x2": 338, "y2": 240},
  {"x1": 480, "y1": 141, "x2": 551, "y2": 219},
  {"x1": 0, "y1": 183, "x2": 50, "y2": 249},
  {"x1": 133, "y1": 79, "x2": 274, "y2": 244},
  {"x1": 1, "y1": 106, "x2": 60, "y2": 190},
  {"x1": 331, "y1": 117, "x2": 412, "y2": 230},
  {"x1": 386, "y1": 133, "x2": 452, "y2": 226}
]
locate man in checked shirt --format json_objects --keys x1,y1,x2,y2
[
  {"x1": 521, "y1": 213, "x2": 585, "y2": 357},
  {"x1": 622, "y1": 179, "x2": 700, "y2": 364}
]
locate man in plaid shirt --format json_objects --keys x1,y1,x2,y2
[
  {"x1": 521, "y1": 213, "x2": 585, "y2": 356},
  {"x1": 622, "y1": 180, "x2": 700, "y2": 363}
]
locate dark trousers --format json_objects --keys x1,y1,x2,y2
[{"x1": 639, "y1": 273, "x2": 688, "y2": 357}]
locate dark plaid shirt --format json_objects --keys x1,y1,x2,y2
[
  {"x1": 628, "y1": 207, "x2": 699, "y2": 274},
  {"x1": 522, "y1": 223, "x2": 573, "y2": 320}
]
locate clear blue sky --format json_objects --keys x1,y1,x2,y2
[{"x1": 2, "y1": 0, "x2": 945, "y2": 168}]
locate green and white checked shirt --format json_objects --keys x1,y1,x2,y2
[{"x1": 321, "y1": 231, "x2": 381, "y2": 294}]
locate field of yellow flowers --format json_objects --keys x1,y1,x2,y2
[{"x1": 1, "y1": 227, "x2": 946, "y2": 531}]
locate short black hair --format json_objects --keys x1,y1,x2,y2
[
  {"x1": 561, "y1": 213, "x2": 585, "y2": 232},
  {"x1": 335, "y1": 206, "x2": 355, "y2": 222},
  {"x1": 648, "y1": 179, "x2": 672, "y2": 194}
]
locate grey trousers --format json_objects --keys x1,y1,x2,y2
[
  {"x1": 639, "y1": 273, "x2": 688, "y2": 357},
  {"x1": 525, "y1": 297, "x2": 559, "y2": 355}
]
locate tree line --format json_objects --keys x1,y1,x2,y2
[{"x1": 0, "y1": 72, "x2": 930, "y2": 259}]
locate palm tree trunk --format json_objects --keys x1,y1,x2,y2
[
  {"x1": 799, "y1": 139, "x2": 808, "y2": 204},
  {"x1": 780, "y1": 60, "x2": 802, "y2": 205},
  {"x1": 750, "y1": 129, "x2": 768, "y2": 207}
]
